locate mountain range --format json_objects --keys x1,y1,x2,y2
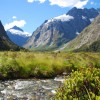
[
  {"x1": 24, "y1": 7, "x2": 99, "y2": 51},
  {"x1": 7, "y1": 26, "x2": 31, "y2": 47},
  {"x1": 61, "y1": 15, "x2": 100, "y2": 52},
  {"x1": 0, "y1": 7, "x2": 99, "y2": 52}
]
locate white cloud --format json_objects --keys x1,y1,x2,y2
[
  {"x1": 12, "y1": 16, "x2": 17, "y2": 19},
  {"x1": 27, "y1": 0, "x2": 88, "y2": 8},
  {"x1": 27, "y1": 0, "x2": 46, "y2": 3},
  {"x1": 49, "y1": 0, "x2": 89, "y2": 8},
  {"x1": 90, "y1": 2, "x2": 94, "y2": 5},
  {"x1": 75, "y1": 0, "x2": 88, "y2": 8},
  {"x1": 27, "y1": 0, "x2": 34, "y2": 3},
  {"x1": 4, "y1": 20, "x2": 26, "y2": 30},
  {"x1": 39, "y1": 0, "x2": 46, "y2": 3},
  {"x1": 9, "y1": 29, "x2": 31, "y2": 36}
]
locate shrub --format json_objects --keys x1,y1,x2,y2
[{"x1": 53, "y1": 68, "x2": 100, "y2": 100}]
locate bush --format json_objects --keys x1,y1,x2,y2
[{"x1": 53, "y1": 68, "x2": 100, "y2": 100}]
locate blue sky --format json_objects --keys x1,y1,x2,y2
[{"x1": 0, "y1": 0, "x2": 100, "y2": 34}]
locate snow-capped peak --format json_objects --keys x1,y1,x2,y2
[
  {"x1": 12, "y1": 26, "x2": 24, "y2": 32},
  {"x1": 47, "y1": 14, "x2": 74, "y2": 23},
  {"x1": 8, "y1": 26, "x2": 31, "y2": 37},
  {"x1": 54, "y1": 14, "x2": 74, "y2": 21}
]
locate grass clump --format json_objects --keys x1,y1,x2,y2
[{"x1": 0, "y1": 52, "x2": 99, "y2": 79}]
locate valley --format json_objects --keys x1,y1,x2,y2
[{"x1": 0, "y1": 4, "x2": 100, "y2": 100}]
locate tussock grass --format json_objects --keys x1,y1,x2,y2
[{"x1": 0, "y1": 51, "x2": 99, "y2": 79}]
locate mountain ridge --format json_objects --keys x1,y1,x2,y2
[
  {"x1": 24, "y1": 7, "x2": 99, "y2": 51},
  {"x1": 0, "y1": 21, "x2": 22, "y2": 51},
  {"x1": 60, "y1": 15, "x2": 100, "y2": 52},
  {"x1": 7, "y1": 26, "x2": 31, "y2": 47}
]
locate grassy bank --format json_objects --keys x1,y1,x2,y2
[{"x1": 0, "y1": 51, "x2": 99, "y2": 80}]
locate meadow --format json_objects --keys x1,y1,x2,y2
[{"x1": 0, "y1": 51, "x2": 99, "y2": 79}]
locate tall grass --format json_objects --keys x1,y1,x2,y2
[{"x1": 0, "y1": 51, "x2": 99, "y2": 79}]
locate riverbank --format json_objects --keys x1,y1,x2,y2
[
  {"x1": 0, "y1": 52, "x2": 99, "y2": 99},
  {"x1": 0, "y1": 52, "x2": 99, "y2": 80}
]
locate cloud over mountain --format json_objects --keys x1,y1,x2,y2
[{"x1": 4, "y1": 20, "x2": 26, "y2": 30}]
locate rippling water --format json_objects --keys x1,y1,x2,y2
[{"x1": 0, "y1": 77, "x2": 65, "y2": 100}]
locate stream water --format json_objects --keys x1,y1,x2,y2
[{"x1": 0, "y1": 76, "x2": 65, "y2": 100}]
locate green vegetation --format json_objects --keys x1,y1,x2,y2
[
  {"x1": 74, "y1": 40, "x2": 100, "y2": 52},
  {"x1": 52, "y1": 52, "x2": 100, "y2": 100},
  {"x1": 89, "y1": 40, "x2": 100, "y2": 52},
  {"x1": 53, "y1": 68, "x2": 100, "y2": 100},
  {"x1": 0, "y1": 51, "x2": 100, "y2": 99},
  {"x1": 0, "y1": 52, "x2": 99, "y2": 80},
  {"x1": 0, "y1": 21, "x2": 23, "y2": 51}
]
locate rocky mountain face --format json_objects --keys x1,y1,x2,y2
[
  {"x1": 97, "y1": 8, "x2": 100, "y2": 13},
  {"x1": 7, "y1": 26, "x2": 31, "y2": 47},
  {"x1": 61, "y1": 15, "x2": 100, "y2": 52},
  {"x1": 24, "y1": 7, "x2": 99, "y2": 51},
  {"x1": 0, "y1": 21, "x2": 21, "y2": 51}
]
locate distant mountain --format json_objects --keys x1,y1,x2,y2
[
  {"x1": 24, "y1": 7, "x2": 99, "y2": 51},
  {"x1": 61, "y1": 15, "x2": 100, "y2": 52},
  {"x1": 7, "y1": 26, "x2": 31, "y2": 47},
  {"x1": 0, "y1": 21, "x2": 21, "y2": 51}
]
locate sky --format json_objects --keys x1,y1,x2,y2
[{"x1": 0, "y1": 0, "x2": 100, "y2": 34}]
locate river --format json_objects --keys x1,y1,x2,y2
[{"x1": 0, "y1": 76, "x2": 65, "y2": 100}]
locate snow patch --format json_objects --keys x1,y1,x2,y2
[
  {"x1": 82, "y1": 16, "x2": 86, "y2": 20},
  {"x1": 8, "y1": 29, "x2": 31, "y2": 37},
  {"x1": 90, "y1": 18, "x2": 94, "y2": 22},
  {"x1": 54, "y1": 14, "x2": 74, "y2": 21},
  {"x1": 76, "y1": 32, "x2": 80, "y2": 35},
  {"x1": 47, "y1": 14, "x2": 74, "y2": 23}
]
